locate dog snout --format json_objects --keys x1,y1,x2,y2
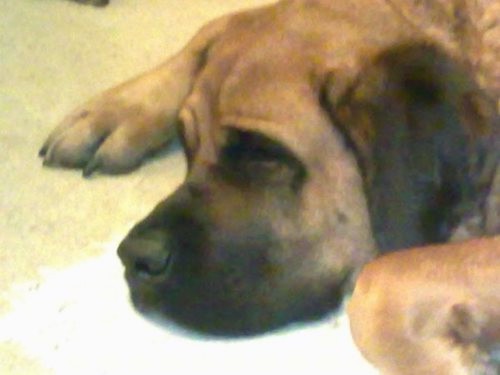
[
  {"x1": 118, "y1": 231, "x2": 171, "y2": 279},
  {"x1": 118, "y1": 183, "x2": 210, "y2": 282}
]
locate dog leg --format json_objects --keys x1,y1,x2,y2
[
  {"x1": 349, "y1": 284, "x2": 491, "y2": 375},
  {"x1": 348, "y1": 237, "x2": 500, "y2": 375},
  {"x1": 39, "y1": 14, "x2": 231, "y2": 176}
]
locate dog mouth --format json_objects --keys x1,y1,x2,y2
[{"x1": 117, "y1": 222, "x2": 352, "y2": 336}]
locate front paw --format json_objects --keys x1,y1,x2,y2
[{"x1": 40, "y1": 93, "x2": 174, "y2": 177}]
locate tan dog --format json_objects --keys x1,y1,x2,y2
[
  {"x1": 348, "y1": 236, "x2": 500, "y2": 375},
  {"x1": 40, "y1": 0, "x2": 499, "y2": 336}
]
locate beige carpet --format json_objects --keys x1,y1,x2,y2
[{"x1": 0, "y1": 1, "x2": 376, "y2": 374}]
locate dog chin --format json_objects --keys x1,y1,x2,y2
[
  {"x1": 127, "y1": 291, "x2": 270, "y2": 337},
  {"x1": 125, "y1": 274, "x2": 345, "y2": 337}
]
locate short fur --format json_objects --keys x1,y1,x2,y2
[
  {"x1": 349, "y1": 236, "x2": 500, "y2": 374},
  {"x1": 40, "y1": 0, "x2": 499, "y2": 338}
]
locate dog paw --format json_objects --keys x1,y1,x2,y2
[{"x1": 39, "y1": 92, "x2": 175, "y2": 177}]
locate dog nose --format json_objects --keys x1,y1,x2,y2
[{"x1": 118, "y1": 231, "x2": 171, "y2": 278}]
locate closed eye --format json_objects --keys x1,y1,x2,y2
[{"x1": 219, "y1": 128, "x2": 307, "y2": 190}]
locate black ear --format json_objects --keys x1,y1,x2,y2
[{"x1": 322, "y1": 42, "x2": 497, "y2": 251}]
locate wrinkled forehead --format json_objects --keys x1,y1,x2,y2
[
  {"x1": 217, "y1": 76, "x2": 346, "y2": 166},
  {"x1": 180, "y1": 47, "x2": 355, "y2": 167},
  {"x1": 216, "y1": 54, "x2": 329, "y2": 160},
  {"x1": 181, "y1": 83, "x2": 353, "y2": 169}
]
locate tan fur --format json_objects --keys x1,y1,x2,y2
[
  {"x1": 41, "y1": 0, "x2": 499, "y2": 177},
  {"x1": 42, "y1": 0, "x2": 499, "y2": 348},
  {"x1": 348, "y1": 236, "x2": 500, "y2": 375}
]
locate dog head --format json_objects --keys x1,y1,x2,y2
[
  {"x1": 118, "y1": 114, "x2": 376, "y2": 335},
  {"x1": 117, "y1": 41, "x2": 380, "y2": 335},
  {"x1": 117, "y1": 22, "x2": 496, "y2": 335}
]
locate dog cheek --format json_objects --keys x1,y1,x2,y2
[{"x1": 299, "y1": 169, "x2": 376, "y2": 266}]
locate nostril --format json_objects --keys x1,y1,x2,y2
[
  {"x1": 117, "y1": 230, "x2": 172, "y2": 279},
  {"x1": 134, "y1": 254, "x2": 171, "y2": 278}
]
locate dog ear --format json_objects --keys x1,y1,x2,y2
[
  {"x1": 322, "y1": 42, "x2": 496, "y2": 179},
  {"x1": 320, "y1": 65, "x2": 378, "y2": 182},
  {"x1": 321, "y1": 42, "x2": 498, "y2": 249}
]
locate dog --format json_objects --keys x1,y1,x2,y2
[
  {"x1": 348, "y1": 236, "x2": 500, "y2": 375},
  {"x1": 39, "y1": 0, "x2": 499, "y2": 337}
]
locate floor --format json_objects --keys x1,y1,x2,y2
[{"x1": 0, "y1": 1, "x2": 376, "y2": 374}]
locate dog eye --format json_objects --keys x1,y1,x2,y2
[
  {"x1": 219, "y1": 129, "x2": 306, "y2": 189},
  {"x1": 222, "y1": 129, "x2": 290, "y2": 164}
]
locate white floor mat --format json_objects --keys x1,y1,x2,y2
[{"x1": 0, "y1": 236, "x2": 376, "y2": 375}]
